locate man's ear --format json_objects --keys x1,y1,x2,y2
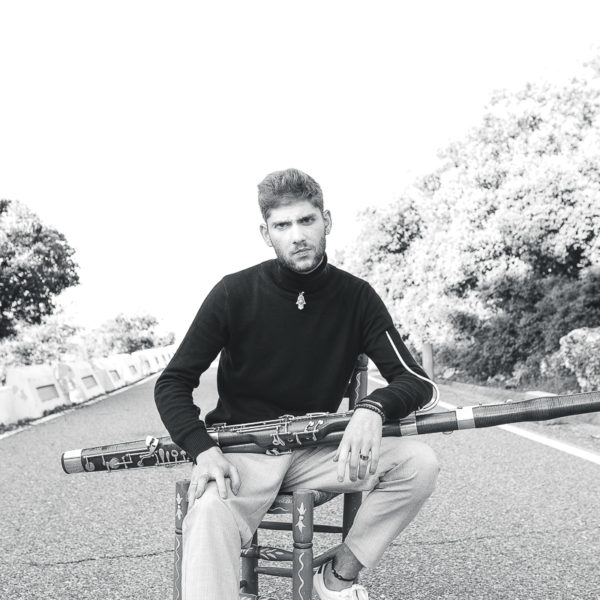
[
  {"x1": 260, "y1": 223, "x2": 272, "y2": 247},
  {"x1": 323, "y1": 209, "x2": 332, "y2": 235}
]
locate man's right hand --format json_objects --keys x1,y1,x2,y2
[{"x1": 187, "y1": 446, "x2": 241, "y2": 509}]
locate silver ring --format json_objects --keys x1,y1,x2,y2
[{"x1": 359, "y1": 454, "x2": 369, "y2": 461}]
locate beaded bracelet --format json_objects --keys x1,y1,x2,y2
[
  {"x1": 354, "y1": 402, "x2": 386, "y2": 421},
  {"x1": 355, "y1": 398, "x2": 385, "y2": 414},
  {"x1": 330, "y1": 561, "x2": 355, "y2": 582},
  {"x1": 357, "y1": 398, "x2": 384, "y2": 410}
]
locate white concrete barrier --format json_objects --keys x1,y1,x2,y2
[
  {"x1": 133, "y1": 344, "x2": 175, "y2": 376},
  {"x1": 132, "y1": 349, "x2": 155, "y2": 377},
  {"x1": 5, "y1": 365, "x2": 70, "y2": 420},
  {"x1": 52, "y1": 362, "x2": 86, "y2": 405},
  {"x1": 57, "y1": 361, "x2": 106, "y2": 402},
  {"x1": 1, "y1": 344, "x2": 175, "y2": 426},
  {"x1": 0, "y1": 386, "x2": 24, "y2": 425},
  {"x1": 158, "y1": 343, "x2": 176, "y2": 366},
  {"x1": 90, "y1": 356, "x2": 126, "y2": 392},
  {"x1": 147, "y1": 348, "x2": 164, "y2": 372},
  {"x1": 112, "y1": 353, "x2": 143, "y2": 385}
]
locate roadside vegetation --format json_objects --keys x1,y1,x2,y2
[
  {"x1": 0, "y1": 199, "x2": 174, "y2": 381},
  {"x1": 339, "y1": 54, "x2": 600, "y2": 394}
]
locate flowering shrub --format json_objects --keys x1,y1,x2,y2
[{"x1": 558, "y1": 327, "x2": 600, "y2": 392}]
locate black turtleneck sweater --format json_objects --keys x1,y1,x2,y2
[{"x1": 154, "y1": 256, "x2": 433, "y2": 459}]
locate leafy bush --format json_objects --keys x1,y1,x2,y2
[
  {"x1": 557, "y1": 327, "x2": 600, "y2": 392},
  {"x1": 443, "y1": 269, "x2": 600, "y2": 381},
  {"x1": 0, "y1": 315, "x2": 82, "y2": 384},
  {"x1": 0, "y1": 317, "x2": 81, "y2": 366},
  {"x1": 84, "y1": 313, "x2": 175, "y2": 357}
]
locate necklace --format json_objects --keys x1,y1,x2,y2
[{"x1": 296, "y1": 291, "x2": 306, "y2": 310}]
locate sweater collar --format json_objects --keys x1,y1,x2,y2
[{"x1": 272, "y1": 254, "x2": 331, "y2": 293}]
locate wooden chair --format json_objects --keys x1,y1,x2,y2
[{"x1": 173, "y1": 354, "x2": 369, "y2": 600}]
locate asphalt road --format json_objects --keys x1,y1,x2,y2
[{"x1": 1, "y1": 371, "x2": 599, "y2": 600}]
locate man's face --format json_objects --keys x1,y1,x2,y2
[{"x1": 260, "y1": 199, "x2": 332, "y2": 274}]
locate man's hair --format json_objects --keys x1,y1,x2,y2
[{"x1": 257, "y1": 168, "x2": 324, "y2": 220}]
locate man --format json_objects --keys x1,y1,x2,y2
[{"x1": 155, "y1": 168, "x2": 439, "y2": 600}]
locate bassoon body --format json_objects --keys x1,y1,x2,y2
[{"x1": 61, "y1": 391, "x2": 600, "y2": 474}]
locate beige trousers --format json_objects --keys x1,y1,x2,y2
[{"x1": 182, "y1": 438, "x2": 439, "y2": 600}]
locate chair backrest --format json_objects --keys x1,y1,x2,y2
[{"x1": 345, "y1": 353, "x2": 368, "y2": 408}]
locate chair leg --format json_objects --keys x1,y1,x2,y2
[
  {"x1": 342, "y1": 491, "x2": 362, "y2": 540},
  {"x1": 240, "y1": 531, "x2": 259, "y2": 596},
  {"x1": 292, "y1": 489, "x2": 314, "y2": 600},
  {"x1": 174, "y1": 480, "x2": 190, "y2": 600}
]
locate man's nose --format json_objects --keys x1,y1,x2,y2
[{"x1": 290, "y1": 224, "x2": 306, "y2": 243}]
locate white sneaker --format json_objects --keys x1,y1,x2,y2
[{"x1": 313, "y1": 562, "x2": 369, "y2": 600}]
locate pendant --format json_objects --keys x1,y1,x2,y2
[{"x1": 296, "y1": 291, "x2": 306, "y2": 310}]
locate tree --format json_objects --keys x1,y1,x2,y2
[
  {"x1": 339, "y1": 54, "x2": 600, "y2": 383},
  {"x1": 337, "y1": 196, "x2": 422, "y2": 304},
  {"x1": 88, "y1": 313, "x2": 175, "y2": 356},
  {"x1": 0, "y1": 200, "x2": 80, "y2": 339}
]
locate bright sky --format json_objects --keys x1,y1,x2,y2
[{"x1": 1, "y1": 1, "x2": 599, "y2": 341}]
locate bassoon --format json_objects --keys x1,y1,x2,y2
[{"x1": 61, "y1": 390, "x2": 600, "y2": 474}]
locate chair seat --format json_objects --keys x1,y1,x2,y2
[{"x1": 267, "y1": 490, "x2": 338, "y2": 514}]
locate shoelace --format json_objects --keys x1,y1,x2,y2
[{"x1": 340, "y1": 583, "x2": 369, "y2": 600}]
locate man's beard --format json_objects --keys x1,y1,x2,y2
[{"x1": 276, "y1": 235, "x2": 326, "y2": 274}]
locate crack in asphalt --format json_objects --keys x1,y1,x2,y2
[
  {"x1": 5, "y1": 525, "x2": 599, "y2": 567},
  {"x1": 4, "y1": 548, "x2": 173, "y2": 568},
  {"x1": 392, "y1": 525, "x2": 600, "y2": 547}
]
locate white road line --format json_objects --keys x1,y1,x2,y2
[
  {"x1": 495, "y1": 424, "x2": 600, "y2": 465},
  {"x1": 369, "y1": 374, "x2": 600, "y2": 466}
]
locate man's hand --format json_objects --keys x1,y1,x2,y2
[
  {"x1": 187, "y1": 446, "x2": 241, "y2": 509},
  {"x1": 333, "y1": 408, "x2": 383, "y2": 482}
]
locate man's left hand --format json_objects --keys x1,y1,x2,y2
[{"x1": 333, "y1": 408, "x2": 383, "y2": 482}]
